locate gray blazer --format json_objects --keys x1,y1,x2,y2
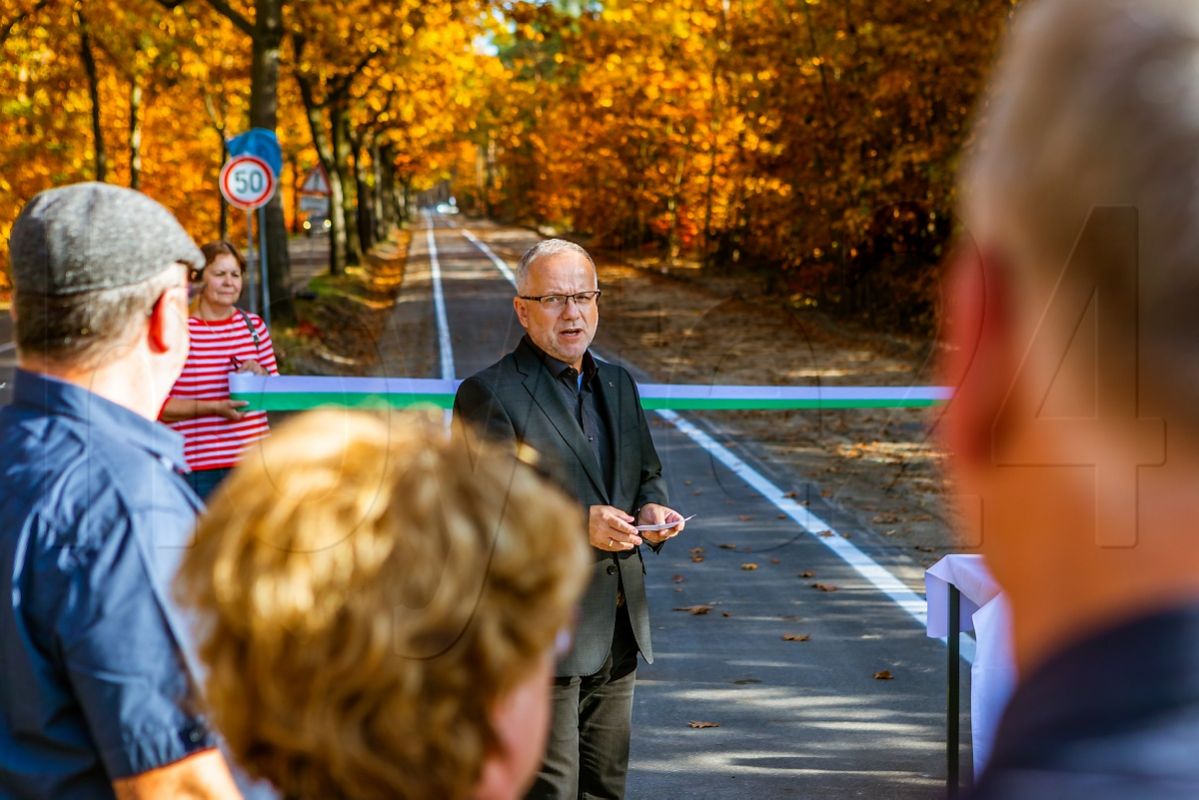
[{"x1": 453, "y1": 338, "x2": 670, "y2": 677}]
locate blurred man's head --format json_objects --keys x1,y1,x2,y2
[
  {"x1": 176, "y1": 410, "x2": 589, "y2": 800},
  {"x1": 947, "y1": 0, "x2": 1199, "y2": 668},
  {"x1": 7, "y1": 182, "x2": 199, "y2": 410}
]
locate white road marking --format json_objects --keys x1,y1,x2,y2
[{"x1": 425, "y1": 212, "x2": 456, "y2": 382}]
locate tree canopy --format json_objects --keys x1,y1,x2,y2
[{"x1": 0, "y1": 0, "x2": 1020, "y2": 332}]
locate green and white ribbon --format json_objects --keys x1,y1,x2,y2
[{"x1": 230, "y1": 374, "x2": 952, "y2": 412}]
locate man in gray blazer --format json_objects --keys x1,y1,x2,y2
[{"x1": 454, "y1": 238, "x2": 686, "y2": 800}]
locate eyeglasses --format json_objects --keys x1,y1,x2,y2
[{"x1": 518, "y1": 290, "x2": 602, "y2": 309}]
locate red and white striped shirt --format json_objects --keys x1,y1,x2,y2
[{"x1": 167, "y1": 311, "x2": 279, "y2": 472}]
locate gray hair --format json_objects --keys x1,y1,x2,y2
[
  {"x1": 962, "y1": 0, "x2": 1199, "y2": 404},
  {"x1": 515, "y1": 239, "x2": 595, "y2": 293},
  {"x1": 15, "y1": 263, "x2": 184, "y2": 368}
]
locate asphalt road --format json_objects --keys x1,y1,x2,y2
[{"x1": 410, "y1": 214, "x2": 964, "y2": 799}]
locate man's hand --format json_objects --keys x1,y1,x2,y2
[
  {"x1": 590, "y1": 505, "x2": 643, "y2": 552},
  {"x1": 637, "y1": 503, "x2": 686, "y2": 545}
]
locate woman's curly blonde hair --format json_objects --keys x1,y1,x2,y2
[{"x1": 176, "y1": 409, "x2": 589, "y2": 799}]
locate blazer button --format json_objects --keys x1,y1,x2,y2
[{"x1": 606, "y1": 564, "x2": 617, "y2": 575}]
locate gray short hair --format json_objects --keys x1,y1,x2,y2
[
  {"x1": 962, "y1": 0, "x2": 1199, "y2": 403},
  {"x1": 515, "y1": 239, "x2": 595, "y2": 292},
  {"x1": 15, "y1": 263, "x2": 184, "y2": 368}
]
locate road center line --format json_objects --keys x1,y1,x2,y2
[
  {"x1": 445, "y1": 218, "x2": 973, "y2": 662},
  {"x1": 424, "y1": 211, "x2": 456, "y2": 382}
]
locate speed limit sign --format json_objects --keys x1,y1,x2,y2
[{"x1": 219, "y1": 155, "x2": 276, "y2": 210}]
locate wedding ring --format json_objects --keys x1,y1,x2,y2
[{"x1": 609, "y1": 537, "x2": 616, "y2": 548}]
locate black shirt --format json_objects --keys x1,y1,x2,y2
[{"x1": 526, "y1": 335, "x2": 615, "y2": 495}]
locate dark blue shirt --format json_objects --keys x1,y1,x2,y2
[
  {"x1": 0, "y1": 370, "x2": 216, "y2": 798},
  {"x1": 970, "y1": 603, "x2": 1199, "y2": 799}
]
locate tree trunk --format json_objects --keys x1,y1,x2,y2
[
  {"x1": 371, "y1": 140, "x2": 387, "y2": 241},
  {"x1": 353, "y1": 139, "x2": 373, "y2": 252},
  {"x1": 248, "y1": 0, "x2": 293, "y2": 322},
  {"x1": 666, "y1": 149, "x2": 689, "y2": 267},
  {"x1": 332, "y1": 105, "x2": 362, "y2": 267},
  {"x1": 201, "y1": 92, "x2": 230, "y2": 240},
  {"x1": 295, "y1": 67, "x2": 346, "y2": 276},
  {"x1": 129, "y1": 76, "x2": 143, "y2": 190},
  {"x1": 288, "y1": 151, "x2": 300, "y2": 234},
  {"x1": 76, "y1": 4, "x2": 105, "y2": 182},
  {"x1": 218, "y1": 135, "x2": 229, "y2": 240}
]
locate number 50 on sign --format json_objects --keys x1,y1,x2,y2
[{"x1": 220, "y1": 155, "x2": 276, "y2": 210}]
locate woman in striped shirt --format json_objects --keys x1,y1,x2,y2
[{"x1": 161, "y1": 241, "x2": 278, "y2": 500}]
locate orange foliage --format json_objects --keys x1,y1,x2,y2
[
  {"x1": 456, "y1": 0, "x2": 1023, "y2": 333},
  {"x1": 0, "y1": 0, "x2": 490, "y2": 286}
]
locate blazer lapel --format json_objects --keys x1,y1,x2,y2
[
  {"x1": 596, "y1": 361, "x2": 624, "y2": 499},
  {"x1": 515, "y1": 341, "x2": 610, "y2": 501}
]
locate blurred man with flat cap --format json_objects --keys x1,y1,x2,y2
[
  {"x1": 0, "y1": 183, "x2": 240, "y2": 798},
  {"x1": 947, "y1": 0, "x2": 1199, "y2": 797}
]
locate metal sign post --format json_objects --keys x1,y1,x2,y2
[
  {"x1": 244, "y1": 211, "x2": 258, "y2": 316},
  {"x1": 258, "y1": 207, "x2": 271, "y2": 330},
  {"x1": 219, "y1": 154, "x2": 276, "y2": 322}
]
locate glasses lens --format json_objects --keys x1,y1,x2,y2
[{"x1": 543, "y1": 295, "x2": 566, "y2": 308}]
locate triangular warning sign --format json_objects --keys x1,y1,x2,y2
[{"x1": 300, "y1": 165, "x2": 331, "y2": 196}]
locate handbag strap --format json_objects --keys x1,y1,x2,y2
[{"x1": 239, "y1": 309, "x2": 262, "y2": 354}]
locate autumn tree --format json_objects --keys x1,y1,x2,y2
[{"x1": 463, "y1": 0, "x2": 1021, "y2": 334}]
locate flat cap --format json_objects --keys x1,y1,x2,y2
[{"x1": 8, "y1": 182, "x2": 204, "y2": 296}]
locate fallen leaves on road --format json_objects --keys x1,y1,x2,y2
[
  {"x1": 782, "y1": 633, "x2": 811, "y2": 642},
  {"x1": 872, "y1": 513, "x2": 900, "y2": 524},
  {"x1": 811, "y1": 583, "x2": 839, "y2": 592},
  {"x1": 738, "y1": 514, "x2": 754, "y2": 522},
  {"x1": 721, "y1": 611, "x2": 732, "y2": 618},
  {"x1": 817, "y1": 530, "x2": 835, "y2": 538},
  {"x1": 770, "y1": 557, "x2": 781, "y2": 564},
  {"x1": 783, "y1": 491, "x2": 798, "y2": 499},
  {"x1": 690, "y1": 547, "x2": 705, "y2": 563},
  {"x1": 741, "y1": 563, "x2": 758, "y2": 571},
  {"x1": 799, "y1": 570, "x2": 816, "y2": 578},
  {"x1": 689, "y1": 721, "x2": 721, "y2": 729},
  {"x1": 718, "y1": 543, "x2": 737, "y2": 550},
  {"x1": 674, "y1": 604, "x2": 714, "y2": 615},
  {"x1": 874, "y1": 670, "x2": 895, "y2": 680},
  {"x1": 673, "y1": 574, "x2": 685, "y2": 583}
]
